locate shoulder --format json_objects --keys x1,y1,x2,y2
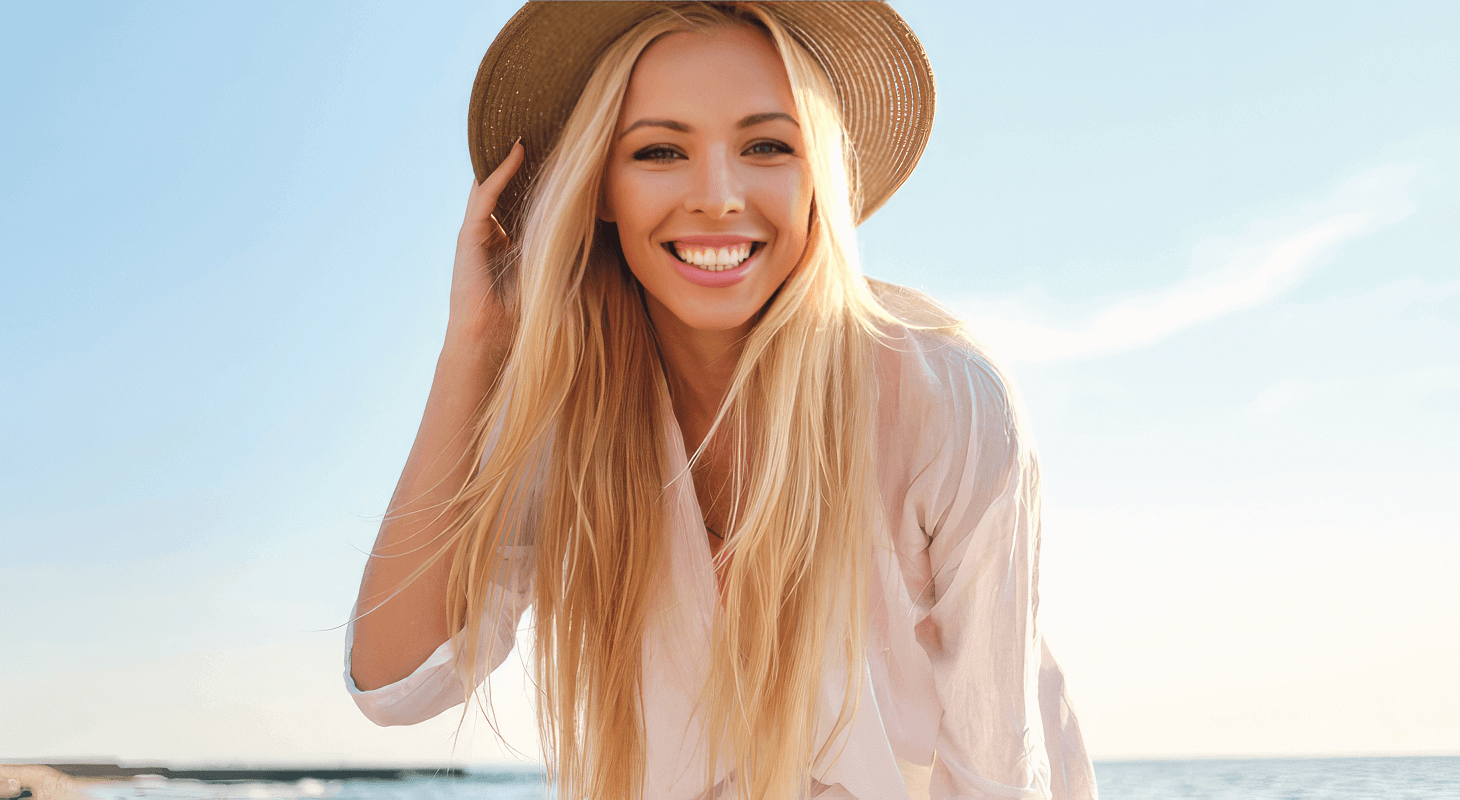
[
  {"x1": 866, "y1": 278, "x2": 1020, "y2": 446},
  {"x1": 865, "y1": 279, "x2": 1028, "y2": 513}
]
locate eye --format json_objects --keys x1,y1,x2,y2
[
  {"x1": 743, "y1": 139, "x2": 795, "y2": 157},
  {"x1": 632, "y1": 145, "x2": 686, "y2": 163}
]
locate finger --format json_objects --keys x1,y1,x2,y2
[
  {"x1": 475, "y1": 139, "x2": 525, "y2": 203},
  {"x1": 463, "y1": 141, "x2": 525, "y2": 231}
]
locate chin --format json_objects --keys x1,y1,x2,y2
[{"x1": 665, "y1": 302, "x2": 762, "y2": 334}]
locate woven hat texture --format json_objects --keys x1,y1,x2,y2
[{"x1": 468, "y1": 1, "x2": 935, "y2": 239}]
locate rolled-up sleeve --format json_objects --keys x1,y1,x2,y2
[
  {"x1": 344, "y1": 543, "x2": 535, "y2": 726},
  {"x1": 912, "y1": 345, "x2": 1095, "y2": 800}
]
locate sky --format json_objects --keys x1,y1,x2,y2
[{"x1": 2, "y1": 0, "x2": 1456, "y2": 766}]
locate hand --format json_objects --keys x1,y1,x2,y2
[{"x1": 448, "y1": 140, "x2": 525, "y2": 343}]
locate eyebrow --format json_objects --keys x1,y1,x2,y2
[
  {"x1": 620, "y1": 111, "x2": 799, "y2": 136},
  {"x1": 737, "y1": 111, "x2": 797, "y2": 129}
]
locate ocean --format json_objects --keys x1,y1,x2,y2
[
  {"x1": 1095, "y1": 756, "x2": 1460, "y2": 799},
  {"x1": 72, "y1": 756, "x2": 1460, "y2": 800}
]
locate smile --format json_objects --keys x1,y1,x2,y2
[{"x1": 664, "y1": 240, "x2": 765, "y2": 272}]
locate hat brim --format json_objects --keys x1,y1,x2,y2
[{"x1": 468, "y1": 1, "x2": 935, "y2": 239}]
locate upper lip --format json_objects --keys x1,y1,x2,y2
[{"x1": 664, "y1": 234, "x2": 763, "y2": 246}]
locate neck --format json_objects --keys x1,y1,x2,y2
[{"x1": 646, "y1": 297, "x2": 749, "y2": 453}]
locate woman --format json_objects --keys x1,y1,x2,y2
[{"x1": 346, "y1": 3, "x2": 1096, "y2": 799}]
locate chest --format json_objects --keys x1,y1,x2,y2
[
  {"x1": 688, "y1": 447, "x2": 735, "y2": 559},
  {"x1": 671, "y1": 398, "x2": 743, "y2": 559}
]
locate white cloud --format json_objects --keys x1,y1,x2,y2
[
  {"x1": 1242, "y1": 378, "x2": 1324, "y2": 421},
  {"x1": 1239, "y1": 359, "x2": 1460, "y2": 426},
  {"x1": 943, "y1": 164, "x2": 1418, "y2": 364}
]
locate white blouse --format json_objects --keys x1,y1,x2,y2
[{"x1": 345, "y1": 321, "x2": 1098, "y2": 800}]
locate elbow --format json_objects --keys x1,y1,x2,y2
[
  {"x1": 343, "y1": 659, "x2": 465, "y2": 727},
  {"x1": 344, "y1": 660, "x2": 445, "y2": 728}
]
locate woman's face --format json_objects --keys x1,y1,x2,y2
[{"x1": 600, "y1": 24, "x2": 811, "y2": 337}]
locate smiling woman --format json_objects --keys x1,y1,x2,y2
[{"x1": 344, "y1": 3, "x2": 1096, "y2": 800}]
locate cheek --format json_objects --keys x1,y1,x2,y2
[
  {"x1": 606, "y1": 170, "x2": 671, "y2": 240},
  {"x1": 604, "y1": 173, "x2": 669, "y2": 290},
  {"x1": 762, "y1": 169, "x2": 812, "y2": 254},
  {"x1": 602, "y1": 167, "x2": 631, "y2": 227}
]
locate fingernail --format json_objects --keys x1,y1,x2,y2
[{"x1": 513, "y1": 136, "x2": 522, "y2": 147}]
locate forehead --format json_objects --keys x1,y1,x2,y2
[{"x1": 620, "y1": 24, "x2": 796, "y2": 123}]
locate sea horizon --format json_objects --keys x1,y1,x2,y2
[
  {"x1": 13, "y1": 751, "x2": 1459, "y2": 767},
  {"x1": 8, "y1": 754, "x2": 1459, "y2": 800}
]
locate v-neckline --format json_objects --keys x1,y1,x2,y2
[{"x1": 655, "y1": 373, "x2": 732, "y2": 600}]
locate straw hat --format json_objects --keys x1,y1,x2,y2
[{"x1": 468, "y1": 1, "x2": 935, "y2": 239}]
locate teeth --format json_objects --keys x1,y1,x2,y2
[{"x1": 672, "y1": 242, "x2": 755, "y2": 271}]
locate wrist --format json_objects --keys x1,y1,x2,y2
[
  {"x1": 446, "y1": 300, "x2": 511, "y2": 344},
  {"x1": 444, "y1": 314, "x2": 515, "y2": 380},
  {"x1": 442, "y1": 320, "x2": 503, "y2": 360}
]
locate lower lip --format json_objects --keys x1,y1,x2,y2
[{"x1": 670, "y1": 249, "x2": 757, "y2": 288}]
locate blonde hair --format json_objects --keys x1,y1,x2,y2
[{"x1": 443, "y1": 4, "x2": 926, "y2": 798}]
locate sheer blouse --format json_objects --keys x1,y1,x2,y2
[{"x1": 345, "y1": 317, "x2": 1097, "y2": 800}]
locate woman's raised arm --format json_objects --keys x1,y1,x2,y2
[{"x1": 349, "y1": 143, "x2": 524, "y2": 692}]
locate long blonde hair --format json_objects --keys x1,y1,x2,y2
[{"x1": 444, "y1": 5, "x2": 909, "y2": 798}]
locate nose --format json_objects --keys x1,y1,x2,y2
[{"x1": 684, "y1": 144, "x2": 744, "y2": 219}]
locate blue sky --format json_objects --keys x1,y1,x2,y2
[{"x1": 2, "y1": 0, "x2": 1456, "y2": 764}]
